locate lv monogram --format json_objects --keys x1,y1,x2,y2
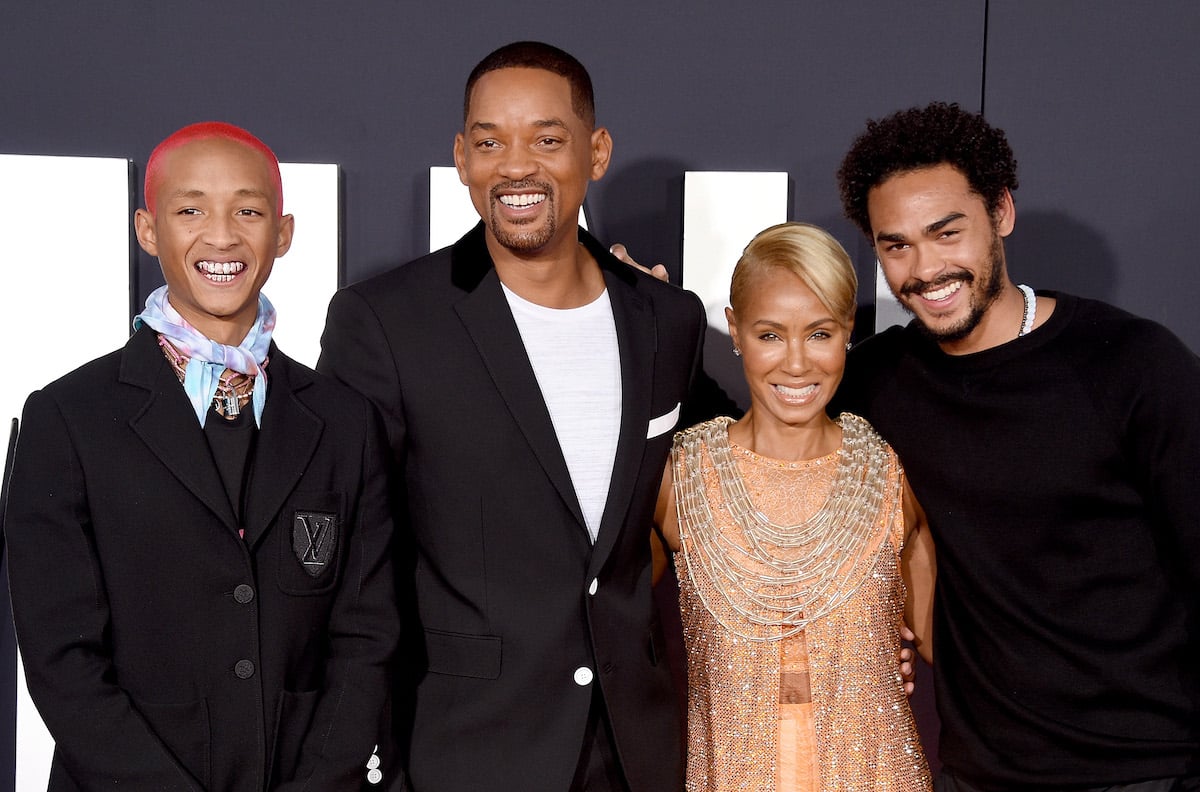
[{"x1": 292, "y1": 511, "x2": 339, "y2": 577}]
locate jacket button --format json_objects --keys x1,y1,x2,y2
[
  {"x1": 234, "y1": 659, "x2": 255, "y2": 679},
  {"x1": 588, "y1": 578, "x2": 598, "y2": 596},
  {"x1": 573, "y1": 666, "x2": 593, "y2": 686},
  {"x1": 366, "y1": 746, "x2": 382, "y2": 785},
  {"x1": 233, "y1": 584, "x2": 255, "y2": 604}
]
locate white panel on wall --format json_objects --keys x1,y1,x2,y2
[
  {"x1": 428, "y1": 165, "x2": 587, "y2": 254},
  {"x1": 429, "y1": 166, "x2": 481, "y2": 253},
  {"x1": 874, "y1": 261, "x2": 909, "y2": 333},
  {"x1": 267, "y1": 163, "x2": 340, "y2": 367},
  {"x1": 0, "y1": 152, "x2": 133, "y2": 792},
  {"x1": 681, "y1": 171, "x2": 789, "y2": 333}
]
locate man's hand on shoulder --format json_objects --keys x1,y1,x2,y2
[{"x1": 609, "y1": 243, "x2": 669, "y2": 283}]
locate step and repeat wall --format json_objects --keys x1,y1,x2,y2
[{"x1": 3, "y1": 1, "x2": 1199, "y2": 788}]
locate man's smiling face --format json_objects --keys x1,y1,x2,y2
[
  {"x1": 454, "y1": 67, "x2": 610, "y2": 258},
  {"x1": 135, "y1": 136, "x2": 293, "y2": 345},
  {"x1": 869, "y1": 163, "x2": 1014, "y2": 347}
]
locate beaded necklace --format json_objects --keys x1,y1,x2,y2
[
  {"x1": 158, "y1": 335, "x2": 266, "y2": 420},
  {"x1": 673, "y1": 414, "x2": 891, "y2": 641},
  {"x1": 1017, "y1": 284, "x2": 1037, "y2": 336}
]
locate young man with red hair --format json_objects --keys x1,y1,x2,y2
[{"x1": 5, "y1": 122, "x2": 398, "y2": 791}]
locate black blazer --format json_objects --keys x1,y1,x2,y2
[
  {"x1": 4, "y1": 326, "x2": 398, "y2": 791},
  {"x1": 318, "y1": 224, "x2": 705, "y2": 792}
]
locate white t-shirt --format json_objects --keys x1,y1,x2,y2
[{"x1": 502, "y1": 283, "x2": 622, "y2": 543}]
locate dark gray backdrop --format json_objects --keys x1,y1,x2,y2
[{"x1": 3, "y1": 0, "x2": 1198, "y2": 786}]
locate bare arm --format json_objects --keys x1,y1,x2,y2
[
  {"x1": 900, "y1": 478, "x2": 936, "y2": 665},
  {"x1": 651, "y1": 461, "x2": 680, "y2": 585}
]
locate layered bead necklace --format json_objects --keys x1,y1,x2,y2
[
  {"x1": 158, "y1": 335, "x2": 266, "y2": 420},
  {"x1": 673, "y1": 414, "x2": 891, "y2": 641}
]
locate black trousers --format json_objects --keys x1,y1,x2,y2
[{"x1": 568, "y1": 691, "x2": 631, "y2": 792}]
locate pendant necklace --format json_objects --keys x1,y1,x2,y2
[{"x1": 157, "y1": 335, "x2": 265, "y2": 419}]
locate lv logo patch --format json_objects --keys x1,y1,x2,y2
[{"x1": 293, "y1": 511, "x2": 338, "y2": 577}]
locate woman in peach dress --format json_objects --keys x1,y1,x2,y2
[{"x1": 655, "y1": 222, "x2": 935, "y2": 791}]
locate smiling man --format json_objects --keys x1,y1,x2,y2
[
  {"x1": 5, "y1": 122, "x2": 397, "y2": 791},
  {"x1": 835, "y1": 103, "x2": 1200, "y2": 791},
  {"x1": 319, "y1": 42, "x2": 710, "y2": 792}
]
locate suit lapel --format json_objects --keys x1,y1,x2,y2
[
  {"x1": 242, "y1": 352, "x2": 323, "y2": 549},
  {"x1": 589, "y1": 251, "x2": 657, "y2": 570},
  {"x1": 452, "y1": 226, "x2": 587, "y2": 530},
  {"x1": 124, "y1": 328, "x2": 239, "y2": 533}
]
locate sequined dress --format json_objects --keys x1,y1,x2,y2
[{"x1": 673, "y1": 415, "x2": 931, "y2": 791}]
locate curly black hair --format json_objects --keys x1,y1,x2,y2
[{"x1": 837, "y1": 102, "x2": 1019, "y2": 240}]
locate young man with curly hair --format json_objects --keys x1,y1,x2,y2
[{"x1": 835, "y1": 102, "x2": 1200, "y2": 792}]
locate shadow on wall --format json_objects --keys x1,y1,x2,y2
[
  {"x1": 1004, "y1": 210, "x2": 1119, "y2": 303},
  {"x1": 600, "y1": 157, "x2": 767, "y2": 413},
  {"x1": 703, "y1": 325, "x2": 749, "y2": 413},
  {"x1": 593, "y1": 157, "x2": 689, "y2": 282}
]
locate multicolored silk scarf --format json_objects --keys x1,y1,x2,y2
[{"x1": 133, "y1": 285, "x2": 275, "y2": 427}]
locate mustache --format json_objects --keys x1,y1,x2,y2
[
  {"x1": 899, "y1": 271, "x2": 974, "y2": 297},
  {"x1": 489, "y1": 179, "x2": 553, "y2": 201}
]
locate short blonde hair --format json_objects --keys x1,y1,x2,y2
[{"x1": 729, "y1": 222, "x2": 857, "y2": 324}]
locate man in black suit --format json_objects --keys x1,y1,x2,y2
[
  {"x1": 5, "y1": 122, "x2": 397, "y2": 790},
  {"x1": 319, "y1": 42, "x2": 706, "y2": 791}
]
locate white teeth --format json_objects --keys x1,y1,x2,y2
[
  {"x1": 499, "y1": 193, "x2": 546, "y2": 207},
  {"x1": 196, "y1": 261, "x2": 246, "y2": 279},
  {"x1": 775, "y1": 384, "x2": 817, "y2": 398},
  {"x1": 922, "y1": 281, "x2": 963, "y2": 301}
]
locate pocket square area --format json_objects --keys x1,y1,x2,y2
[{"x1": 646, "y1": 402, "x2": 682, "y2": 439}]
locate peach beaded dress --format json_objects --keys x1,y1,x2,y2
[{"x1": 673, "y1": 415, "x2": 931, "y2": 792}]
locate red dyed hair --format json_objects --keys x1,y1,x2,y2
[{"x1": 144, "y1": 121, "x2": 284, "y2": 215}]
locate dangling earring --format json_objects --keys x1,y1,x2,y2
[{"x1": 732, "y1": 347, "x2": 742, "y2": 357}]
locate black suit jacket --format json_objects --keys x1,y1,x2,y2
[
  {"x1": 4, "y1": 326, "x2": 398, "y2": 791},
  {"x1": 318, "y1": 224, "x2": 705, "y2": 792}
]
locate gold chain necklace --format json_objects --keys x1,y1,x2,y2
[{"x1": 674, "y1": 414, "x2": 892, "y2": 641}]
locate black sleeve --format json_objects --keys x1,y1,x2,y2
[
  {"x1": 318, "y1": 287, "x2": 407, "y2": 470},
  {"x1": 5, "y1": 390, "x2": 203, "y2": 790},
  {"x1": 317, "y1": 287, "x2": 413, "y2": 791},
  {"x1": 276, "y1": 403, "x2": 399, "y2": 791},
  {"x1": 830, "y1": 327, "x2": 905, "y2": 419}
]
